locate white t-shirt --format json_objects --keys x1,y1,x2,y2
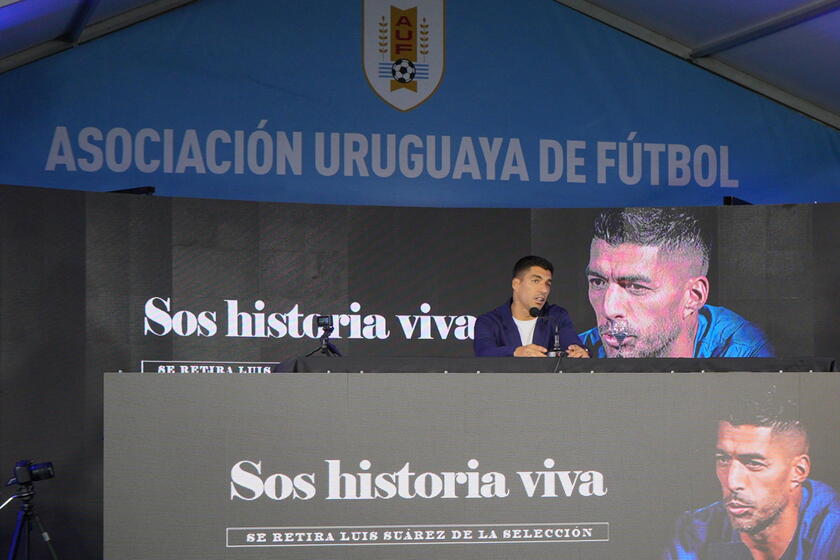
[{"x1": 513, "y1": 317, "x2": 537, "y2": 346}]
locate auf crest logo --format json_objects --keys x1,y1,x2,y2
[{"x1": 363, "y1": 0, "x2": 445, "y2": 111}]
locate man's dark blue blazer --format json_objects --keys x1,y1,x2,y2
[{"x1": 473, "y1": 301, "x2": 582, "y2": 357}]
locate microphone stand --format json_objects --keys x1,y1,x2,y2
[
  {"x1": 547, "y1": 324, "x2": 567, "y2": 358},
  {"x1": 530, "y1": 304, "x2": 568, "y2": 367}
]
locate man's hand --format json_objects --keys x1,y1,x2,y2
[
  {"x1": 514, "y1": 344, "x2": 548, "y2": 357},
  {"x1": 565, "y1": 344, "x2": 590, "y2": 358}
]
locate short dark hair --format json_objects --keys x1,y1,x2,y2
[
  {"x1": 592, "y1": 207, "x2": 710, "y2": 276},
  {"x1": 723, "y1": 387, "x2": 808, "y2": 446},
  {"x1": 513, "y1": 255, "x2": 553, "y2": 278}
]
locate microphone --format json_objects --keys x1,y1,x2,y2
[{"x1": 528, "y1": 307, "x2": 540, "y2": 318}]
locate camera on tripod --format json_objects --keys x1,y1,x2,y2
[
  {"x1": 305, "y1": 315, "x2": 341, "y2": 357},
  {"x1": 6, "y1": 460, "x2": 54, "y2": 487},
  {"x1": 1, "y1": 459, "x2": 59, "y2": 559}
]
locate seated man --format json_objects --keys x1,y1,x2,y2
[
  {"x1": 474, "y1": 255, "x2": 587, "y2": 357},
  {"x1": 579, "y1": 207, "x2": 773, "y2": 358}
]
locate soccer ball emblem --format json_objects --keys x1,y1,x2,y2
[{"x1": 391, "y1": 59, "x2": 416, "y2": 83}]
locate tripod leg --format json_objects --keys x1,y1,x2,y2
[
  {"x1": 7, "y1": 508, "x2": 25, "y2": 560},
  {"x1": 32, "y1": 513, "x2": 58, "y2": 560}
]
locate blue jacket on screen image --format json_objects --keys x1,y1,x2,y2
[
  {"x1": 473, "y1": 301, "x2": 583, "y2": 357},
  {"x1": 578, "y1": 305, "x2": 774, "y2": 358},
  {"x1": 664, "y1": 479, "x2": 840, "y2": 560}
]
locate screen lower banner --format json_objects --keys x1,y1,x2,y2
[{"x1": 104, "y1": 372, "x2": 840, "y2": 559}]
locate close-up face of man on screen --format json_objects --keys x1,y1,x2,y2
[
  {"x1": 584, "y1": 207, "x2": 710, "y2": 358},
  {"x1": 665, "y1": 393, "x2": 840, "y2": 560},
  {"x1": 714, "y1": 419, "x2": 809, "y2": 538},
  {"x1": 579, "y1": 207, "x2": 773, "y2": 358}
]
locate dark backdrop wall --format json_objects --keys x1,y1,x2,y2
[{"x1": 1, "y1": 185, "x2": 838, "y2": 557}]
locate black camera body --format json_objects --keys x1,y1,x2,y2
[{"x1": 7, "y1": 460, "x2": 54, "y2": 486}]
